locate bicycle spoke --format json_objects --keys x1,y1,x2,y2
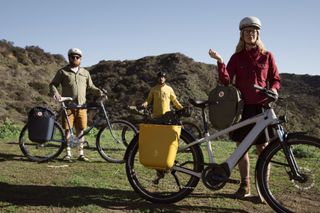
[{"x1": 257, "y1": 135, "x2": 320, "y2": 213}]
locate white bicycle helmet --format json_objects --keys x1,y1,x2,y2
[
  {"x1": 239, "y1": 16, "x2": 261, "y2": 30},
  {"x1": 68, "y1": 48, "x2": 82, "y2": 56}
]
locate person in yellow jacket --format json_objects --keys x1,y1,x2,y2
[{"x1": 141, "y1": 71, "x2": 183, "y2": 118}]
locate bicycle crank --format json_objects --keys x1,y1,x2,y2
[{"x1": 201, "y1": 163, "x2": 232, "y2": 190}]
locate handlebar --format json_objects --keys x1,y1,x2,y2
[
  {"x1": 253, "y1": 85, "x2": 279, "y2": 102},
  {"x1": 58, "y1": 97, "x2": 73, "y2": 103},
  {"x1": 128, "y1": 105, "x2": 151, "y2": 116}
]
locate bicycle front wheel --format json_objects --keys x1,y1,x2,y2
[
  {"x1": 125, "y1": 130, "x2": 204, "y2": 203},
  {"x1": 96, "y1": 120, "x2": 137, "y2": 163},
  {"x1": 19, "y1": 122, "x2": 65, "y2": 162},
  {"x1": 256, "y1": 134, "x2": 320, "y2": 213},
  {"x1": 182, "y1": 121, "x2": 202, "y2": 139}
]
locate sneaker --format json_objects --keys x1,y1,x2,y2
[
  {"x1": 234, "y1": 182, "x2": 251, "y2": 198},
  {"x1": 63, "y1": 155, "x2": 72, "y2": 162},
  {"x1": 77, "y1": 155, "x2": 89, "y2": 162},
  {"x1": 152, "y1": 170, "x2": 165, "y2": 184}
]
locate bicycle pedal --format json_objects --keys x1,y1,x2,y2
[
  {"x1": 70, "y1": 143, "x2": 78, "y2": 148},
  {"x1": 83, "y1": 141, "x2": 89, "y2": 148},
  {"x1": 227, "y1": 179, "x2": 240, "y2": 184}
]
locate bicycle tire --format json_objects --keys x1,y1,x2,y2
[
  {"x1": 19, "y1": 122, "x2": 66, "y2": 162},
  {"x1": 256, "y1": 134, "x2": 320, "y2": 213},
  {"x1": 182, "y1": 121, "x2": 202, "y2": 139},
  {"x1": 125, "y1": 129, "x2": 204, "y2": 203},
  {"x1": 96, "y1": 119, "x2": 138, "y2": 163}
]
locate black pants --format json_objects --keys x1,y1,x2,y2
[{"x1": 230, "y1": 104, "x2": 274, "y2": 145}]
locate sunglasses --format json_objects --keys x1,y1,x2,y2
[
  {"x1": 243, "y1": 29, "x2": 258, "y2": 34},
  {"x1": 69, "y1": 55, "x2": 81, "y2": 60}
]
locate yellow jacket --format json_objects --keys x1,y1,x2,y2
[{"x1": 142, "y1": 84, "x2": 183, "y2": 118}]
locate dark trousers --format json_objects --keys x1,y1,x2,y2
[{"x1": 231, "y1": 104, "x2": 274, "y2": 144}]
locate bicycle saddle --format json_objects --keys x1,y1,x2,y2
[{"x1": 188, "y1": 98, "x2": 208, "y2": 109}]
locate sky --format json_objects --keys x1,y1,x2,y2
[{"x1": 1, "y1": 0, "x2": 319, "y2": 76}]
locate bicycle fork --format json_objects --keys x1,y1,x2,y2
[{"x1": 277, "y1": 125, "x2": 304, "y2": 182}]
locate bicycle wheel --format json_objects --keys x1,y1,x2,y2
[
  {"x1": 19, "y1": 122, "x2": 66, "y2": 162},
  {"x1": 96, "y1": 120, "x2": 137, "y2": 163},
  {"x1": 182, "y1": 121, "x2": 202, "y2": 139},
  {"x1": 256, "y1": 134, "x2": 320, "y2": 213},
  {"x1": 125, "y1": 129, "x2": 204, "y2": 203}
]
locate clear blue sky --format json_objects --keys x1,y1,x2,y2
[{"x1": 1, "y1": 0, "x2": 319, "y2": 75}]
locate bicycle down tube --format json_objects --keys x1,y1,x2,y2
[{"x1": 175, "y1": 107, "x2": 280, "y2": 174}]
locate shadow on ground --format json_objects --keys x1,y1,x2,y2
[{"x1": 0, "y1": 182, "x2": 249, "y2": 212}]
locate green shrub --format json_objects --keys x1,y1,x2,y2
[
  {"x1": 0, "y1": 119, "x2": 20, "y2": 139},
  {"x1": 293, "y1": 147, "x2": 315, "y2": 158}
]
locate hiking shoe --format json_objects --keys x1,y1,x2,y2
[
  {"x1": 63, "y1": 155, "x2": 72, "y2": 162},
  {"x1": 234, "y1": 182, "x2": 251, "y2": 198},
  {"x1": 152, "y1": 170, "x2": 165, "y2": 184},
  {"x1": 77, "y1": 155, "x2": 90, "y2": 162}
]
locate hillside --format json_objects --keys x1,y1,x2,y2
[
  {"x1": 0, "y1": 40, "x2": 319, "y2": 137},
  {"x1": 0, "y1": 40, "x2": 66, "y2": 122}
]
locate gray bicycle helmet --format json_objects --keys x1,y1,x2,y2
[
  {"x1": 239, "y1": 16, "x2": 261, "y2": 30},
  {"x1": 68, "y1": 48, "x2": 82, "y2": 56}
]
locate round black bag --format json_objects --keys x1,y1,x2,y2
[{"x1": 208, "y1": 85, "x2": 243, "y2": 130}]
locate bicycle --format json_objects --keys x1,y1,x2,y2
[
  {"x1": 128, "y1": 105, "x2": 202, "y2": 139},
  {"x1": 19, "y1": 93, "x2": 138, "y2": 163},
  {"x1": 125, "y1": 85, "x2": 320, "y2": 213}
]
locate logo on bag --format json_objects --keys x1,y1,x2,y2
[
  {"x1": 218, "y1": 91, "x2": 224, "y2": 98},
  {"x1": 153, "y1": 150, "x2": 158, "y2": 157},
  {"x1": 36, "y1": 112, "x2": 43, "y2": 117}
]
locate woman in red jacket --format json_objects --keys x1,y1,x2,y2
[{"x1": 208, "y1": 16, "x2": 281, "y2": 198}]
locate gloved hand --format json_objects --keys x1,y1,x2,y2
[{"x1": 53, "y1": 94, "x2": 61, "y2": 101}]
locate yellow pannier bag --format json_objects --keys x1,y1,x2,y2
[{"x1": 139, "y1": 124, "x2": 182, "y2": 170}]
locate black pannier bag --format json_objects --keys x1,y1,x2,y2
[
  {"x1": 28, "y1": 107, "x2": 55, "y2": 143},
  {"x1": 208, "y1": 84, "x2": 243, "y2": 130}
]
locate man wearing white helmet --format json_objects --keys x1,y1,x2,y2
[
  {"x1": 50, "y1": 48, "x2": 102, "y2": 162},
  {"x1": 208, "y1": 17, "x2": 281, "y2": 198}
]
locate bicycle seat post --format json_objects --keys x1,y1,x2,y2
[{"x1": 202, "y1": 108, "x2": 209, "y2": 135}]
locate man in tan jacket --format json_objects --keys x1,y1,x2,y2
[{"x1": 50, "y1": 48, "x2": 102, "y2": 162}]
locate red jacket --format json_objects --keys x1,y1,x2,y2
[{"x1": 218, "y1": 47, "x2": 281, "y2": 105}]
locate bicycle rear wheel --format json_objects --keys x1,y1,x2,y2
[
  {"x1": 125, "y1": 130, "x2": 204, "y2": 203},
  {"x1": 19, "y1": 122, "x2": 65, "y2": 162},
  {"x1": 256, "y1": 134, "x2": 320, "y2": 213},
  {"x1": 96, "y1": 120, "x2": 137, "y2": 163}
]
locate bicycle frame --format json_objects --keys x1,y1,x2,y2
[
  {"x1": 174, "y1": 107, "x2": 284, "y2": 178},
  {"x1": 60, "y1": 96, "x2": 121, "y2": 145}
]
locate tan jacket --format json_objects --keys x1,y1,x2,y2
[{"x1": 49, "y1": 66, "x2": 101, "y2": 105}]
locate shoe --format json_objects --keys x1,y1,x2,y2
[
  {"x1": 77, "y1": 155, "x2": 89, "y2": 162},
  {"x1": 63, "y1": 155, "x2": 72, "y2": 162},
  {"x1": 152, "y1": 170, "x2": 165, "y2": 184},
  {"x1": 234, "y1": 182, "x2": 251, "y2": 198}
]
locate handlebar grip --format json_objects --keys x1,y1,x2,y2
[
  {"x1": 253, "y1": 84, "x2": 278, "y2": 101},
  {"x1": 101, "y1": 88, "x2": 108, "y2": 95},
  {"x1": 253, "y1": 84, "x2": 265, "y2": 91},
  {"x1": 59, "y1": 97, "x2": 73, "y2": 102}
]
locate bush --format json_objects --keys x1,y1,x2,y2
[{"x1": 0, "y1": 119, "x2": 20, "y2": 139}]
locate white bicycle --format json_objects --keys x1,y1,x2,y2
[{"x1": 125, "y1": 85, "x2": 320, "y2": 213}]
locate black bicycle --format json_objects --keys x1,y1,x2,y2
[{"x1": 19, "y1": 93, "x2": 138, "y2": 163}]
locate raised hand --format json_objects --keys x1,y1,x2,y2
[{"x1": 208, "y1": 49, "x2": 223, "y2": 63}]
